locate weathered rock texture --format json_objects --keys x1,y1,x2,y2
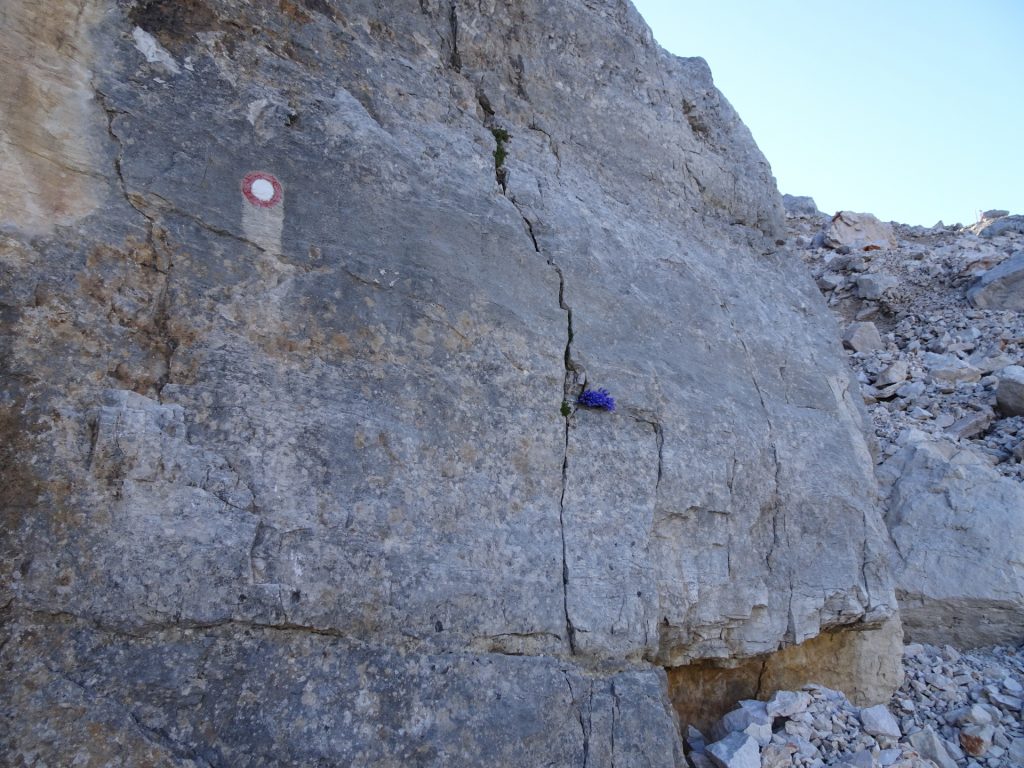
[
  {"x1": 878, "y1": 436, "x2": 1024, "y2": 647},
  {"x1": 1, "y1": 0, "x2": 898, "y2": 763}
]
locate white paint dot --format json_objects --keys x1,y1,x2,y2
[{"x1": 250, "y1": 178, "x2": 275, "y2": 201}]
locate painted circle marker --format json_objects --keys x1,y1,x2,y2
[{"x1": 242, "y1": 171, "x2": 282, "y2": 208}]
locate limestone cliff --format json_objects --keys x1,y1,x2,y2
[{"x1": 1, "y1": 1, "x2": 899, "y2": 764}]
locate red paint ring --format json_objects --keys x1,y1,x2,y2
[{"x1": 242, "y1": 171, "x2": 283, "y2": 208}]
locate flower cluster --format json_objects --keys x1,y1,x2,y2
[{"x1": 577, "y1": 388, "x2": 615, "y2": 411}]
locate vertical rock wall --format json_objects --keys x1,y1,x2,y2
[{"x1": 1, "y1": 1, "x2": 898, "y2": 764}]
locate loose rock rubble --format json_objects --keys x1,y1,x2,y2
[
  {"x1": 687, "y1": 642, "x2": 1024, "y2": 767},
  {"x1": 784, "y1": 200, "x2": 1024, "y2": 481}
]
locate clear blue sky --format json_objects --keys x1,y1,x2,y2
[{"x1": 631, "y1": 1, "x2": 1024, "y2": 226}]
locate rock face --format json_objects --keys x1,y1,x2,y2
[
  {"x1": 1, "y1": 1, "x2": 899, "y2": 763},
  {"x1": 878, "y1": 436, "x2": 1024, "y2": 647}
]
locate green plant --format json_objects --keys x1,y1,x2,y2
[
  {"x1": 491, "y1": 127, "x2": 510, "y2": 171},
  {"x1": 560, "y1": 400, "x2": 572, "y2": 418}
]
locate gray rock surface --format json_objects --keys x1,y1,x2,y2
[
  {"x1": 825, "y1": 211, "x2": 897, "y2": 251},
  {"x1": 967, "y1": 250, "x2": 1024, "y2": 310},
  {"x1": 976, "y1": 214, "x2": 1024, "y2": 238},
  {"x1": 907, "y1": 726, "x2": 958, "y2": 768},
  {"x1": 765, "y1": 690, "x2": 811, "y2": 718},
  {"x1": 1, "y1": 0, "x2": 898, "y2": 763},
  {"x1": 782, "y1": 194, "x2": 823, "y2": 219},
  {"x1": 860, "y1": 703, "x2": 901, "y2": 739},
  {"x1": 705, "y1": 732, "x2": 760, "y2": 768},
  {"x1": 856, "y1": 272, "x2": 899, "y2": 300},
  {"x1": 844, "y1": 321, "x2": 886, "y2": 352},
  {"x1": 877, "y1": 436, "x2": 1024, "y2": 647},
  {"x1": 996, "y1": 365, "x2": 1024, "y2": 416}
]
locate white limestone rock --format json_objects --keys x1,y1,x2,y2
[
  {"x1": 860, "y1": 704, "x2": 902, "y2": 739},
  {"x1": 908, "y1": 726, "x2": 959, "y2": 768},
  {"x1": 765, "y1": 690, "x2": 812, "y2": 719},
  {"x1": 705, "y1": 732, "x2": 760, "y2": 768},
  {"x1": 844, "y1": 321, "x2": 885, "y2": 352},
  {"x1": 877, "y1": 437, "x2": 1024, "y2": 646},
  {"x1": 825, "y1": 211, "x2": 897, "y2": 251}
]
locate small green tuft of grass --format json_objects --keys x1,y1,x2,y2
[{"x1": 491, "y1": 127, "x2": 510, "y2": 170}]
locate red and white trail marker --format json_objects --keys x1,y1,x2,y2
[{"x1": 241, "y1": 171, "x2": 283, "y2": 208}]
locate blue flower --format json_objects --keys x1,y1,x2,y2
[{"x1": 577, "y1": 388, "x2": 615, "y2": 411}]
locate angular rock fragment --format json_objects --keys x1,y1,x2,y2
[
  {"x1": 859, "y1": 704, "x2": 901, "y2": 739},
  {"x1": 844, "y1": 322, "x2": 885, "y2": 352},
  {"x1": 944, "y1": 409, "x2": 993, "y2": 440},
  {"x1": 765, "y1": 690, "x2": 811, "y2": 719},
  {"x1": 825, "y1": 211, "x2": 896, "y2": 251},
  {"x1": 712, "y1": 700, "x2": 772, "y2": 742},
  {"x1": 856, "y1": 272, "x2": 899, "y2": 300},
  {"x1": 705, "y1": 732, "x2": 760, "y2": 768},
  {"x1": 907, "y1": 726, "x2": 959, "y2": 768},
  {"x1": 967, "y1": 251, "x2": 1024, "y2": 310},
  {"x1": 922, "y1": 352, "x2": 981, "y2": 383},
  {"x1": 996, "y1": 365, "x2": 1024, "y2": 416},
  {"x1": 959, "y1": 723, "x2": 994, "y2": 756},
  {"x1": 875, "y1": 361, "x2": 909, "y2": 387}
]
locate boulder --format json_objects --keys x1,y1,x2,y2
[
  {"x1": 838, "y1": 750, "x2": 873, "y2": 768},
  {"x1": 875, "y1": 361, "x2": 909, "y2": 387},
  {"x1": 712, "y1": 700, "x2": 771, "y2": 743},
  {"x1": 706, "y1": 732, "x2": 760, "y2": 768},
  {"x1": 843, "y1": 322, "x2": 885, "y2": 352},
  {"x1": 959, "y1": 724, "x2": 995, "y2": 756},
  {"x1": 944, "y1": 409, "x2": 994, "y2": 440},
  {"x1": 967, "y1": 251, "x2": 1024, "y2": 310},
  {"x1": 765, "y1": 690, "x2": 811, "y2": 719},
  {"x1": 859, "y1": 704, "x2": 901, "y2": 739},
  {"x1": 996, "y1": 365, "x2": 1024, "y2": 416},
  {"x1": 922, "y1": 352, "x2": 982, "y2": 383},
  {"x1": 878, "y1": 436, "x2": 1024, "y2": 646},
  {"x1": 824, "y1": 211, "x2": 896, "y2": 251},
  {"x1": 855, "y1": 273, "x2": 899, "y2": 300},
  {"x1": 908, "y1": 727, "x2": 959, "y2": 768}
]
